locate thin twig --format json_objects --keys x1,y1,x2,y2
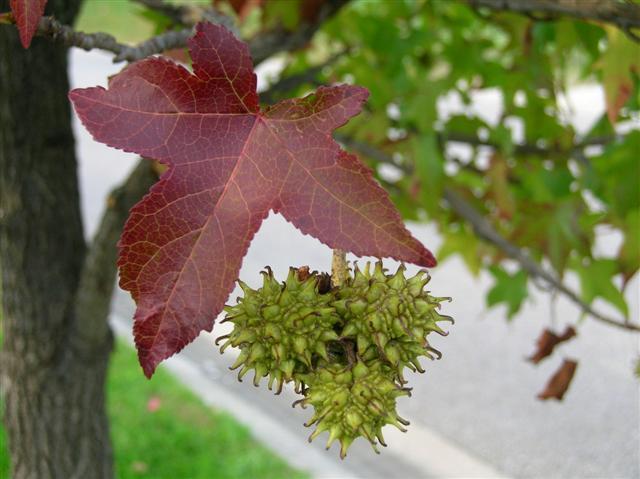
[
  {"x1": 337, "y1": 133, "x2": 616, "y2": 174},
  {"x1": 341, "y1": 136, "x2": 640, "y2": 333},
  {"x1": 442, "y1": 188, "x2": 639, "y2": 332},
  {"x1": 442, "y1": 132, "x2": 616, "y2": 159}
]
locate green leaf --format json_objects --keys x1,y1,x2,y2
[
  {"x1": 521, "y1": 166, "x2": 573, "y2": 203},
  {"x1": 387, "y1": 177, "x2": 421, "y2": 221},
  {"x1": 599, "y1": 26, "x2": 640, "y2": 123},
  {"x1": 487, "y1": 267, "x2": 528, "y2": 319},
  {"x1": 412, "y1": 133, "x2": 444, "y2": 215},
  {"x1": 438, "y1": 225, "x2": 483, "y2": 276},
  {"x1": 490, "y1": 124, "x2": 514, "y2": 156},
  {"x1": 402, "y1": 86, "x2": 439, "y2": 131},
  {"x1": 263, "y1": 0, "x2": 300, "y2": 30},
  {"x1": 573, "y1": 22, "x2": 605, "y2": 61},
  {"x1": 618, "y1": 209, "x2": 640, "y2": 286},
  {"x1": 486, "y1": 153, "x2": 515, "y2": 219},
  {"x1": 445, "y1": 115, "x2": 488, "y2": 135},
  {"x1": 575, "y1": 259, "x2": 628, "y2": 317},
  {"x1": 582, "y1": 112, "x2": 615, "y2": 142},
  {"x1": 546, "y1": 202, "x2": 582, "y2": 275},
  {"x1": 590, "y1": 131, "x2": 640, "y2": 218}
]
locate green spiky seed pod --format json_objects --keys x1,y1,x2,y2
[
  {"x1": 294, "y1": 361, "x2": 411, "y2": 459},
  {"x1": 335, "y1": 262, "x2": 453, "y2": 382},
  {"x1": 217, "y1": 260, "x2": 454, "y2": 459},
  {"x1": 297, "y1": 359, "x2": 410, "y2": 458},
  {"x1": 218, "y1": 267, "x2": 340, "y2": 393}
]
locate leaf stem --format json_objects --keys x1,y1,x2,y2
[{"x1": 331, "y1": 249, "x2": 348, "y2": 288}]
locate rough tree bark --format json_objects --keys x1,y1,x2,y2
[{"x1": 0, "y1": 0, "x2": 119, "y2": 477}]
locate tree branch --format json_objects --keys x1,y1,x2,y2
[
  {"x1": 73, "y1": 161, "x2": 157, "y2": 353},
  {"x1": 23, "y1": 0, "x2": 348, "y2": 64},
  {"x1": 442, "y1": 132, "x2": 615, "y2": 158},
  {"x1": 37, "y1": 15, "x2": 131, "y2": 58},
  {"x1": 337, "y1": 132, "x2": 616, "y2": 178},
  {"x1": 36, "y1": 16, "x2": 194, "y2": 63},
  {"x1": 468, "y1": 0, "x2": 640, "y2": 41},
  {"x1": 340, "y1": 136, "x2": 640, "y2": 333}
]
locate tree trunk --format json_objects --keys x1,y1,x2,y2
[{"x1": 0, "y1": 1, "x2": 114, "y2": 477}]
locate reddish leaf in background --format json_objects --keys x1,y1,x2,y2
[
  {"x1": 214, "y1": 0, "x2": 326, "y2": 23},
  {"x1": 10, "y1": 0, "x2": 47, "y2": 48},
  {"x1": 537, "y1": 359, "x2": 578, "y2": 401},
  {"x1": 528, "y1": 326, "x2": 576, "y2": 364},
  {"x1": 214, "y1": 0, "x2": 264, "y2": 21},
  {"x1": 70, "y1": 22, "x2": 435, "y2": 377}
]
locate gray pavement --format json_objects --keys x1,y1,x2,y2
[{"x1": 71, "y1": 49, "x2": 640, "y2": 478}]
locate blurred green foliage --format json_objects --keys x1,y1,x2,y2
[{"x1": 262, "y1": 0, "x2": 639, "y2": 321}]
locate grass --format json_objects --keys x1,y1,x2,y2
[
  {"x1": 108, "y1": 339, "x2": 307, "y2": 479},
  {"x1": 0, "y1": 335, "x2": 307, "y2": 479}
]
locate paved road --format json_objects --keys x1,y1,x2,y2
[{"x1": 71, "y1": 49, "x2": 639, "y2": 478}]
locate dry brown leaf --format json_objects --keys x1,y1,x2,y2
[
  {"x1": 537, "y1": 359, "x2": 578, "y2": 401},
  {"x1": 528, "y1": 326, "x2": 576, "y2": 364}
]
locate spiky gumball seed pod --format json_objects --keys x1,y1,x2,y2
[
  {"x1": 296, "y1": 359, "x2": 411, "y2": 458},
  {"x1": 336, "y1": 262, "x2": 454, "y2": 382},
  {"x1": 216, "y1": 260, "x2": 454, "y2": 458},
  {"x1": 217, "y1": 267, "x2": 340, "y2": 393}
]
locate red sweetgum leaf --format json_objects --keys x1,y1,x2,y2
[
  {"x1": 537, "y1": 359, "x2": 578, "y2": 401},
  {"x1": 10, "y1": 0, "x2": 47, "y2": 48},
  {"x1": 528, "y1": 326, "x2": 576, "y2": 364},
  {"x1": 69, "y1": 22, "x2": 436, "y2": 377}
]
